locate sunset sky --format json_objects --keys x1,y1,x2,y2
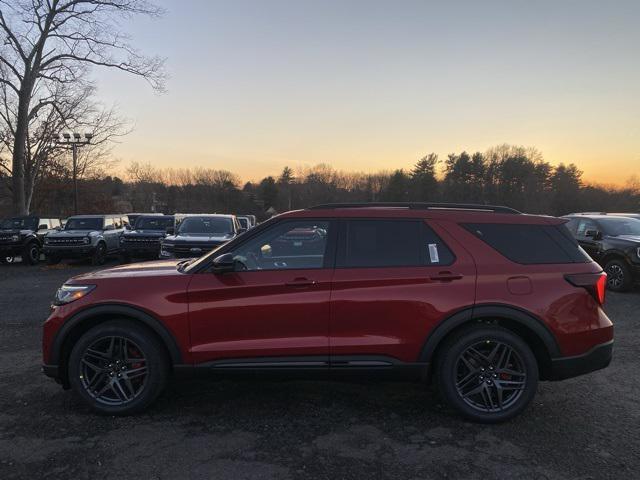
[{"x1": 96, "y1": 0, "x2": 640, "y2": 186}]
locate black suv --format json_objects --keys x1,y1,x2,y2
[
  {"x1": 564, "y1": 213, "x2": 640, "y2": 291},
  {"x1": 122, "y1": 215, "x2": 175, "y2": 262},
  {"x1": 44, "y1": 214, "x2": 127, "y2": 265},
  {"x1": 160, "y1": 214, "x2": 243, "y2": 258},
  {"x1": 0, "y1": 216, "x2": 62, "y2": 265}
]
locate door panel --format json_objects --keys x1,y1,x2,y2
[
  {"x1": 188, "y1": 269, "x2": 332, "y2": 363},
  {"x1": 329, "y1": 219, "x2": 476, "y2": 363},
  {"x1": 187, "y1": 218, "x2": 336, "y2": 364}
]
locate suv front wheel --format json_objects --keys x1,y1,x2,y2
[
  {"x1": 91, "y1": 242, "x2": 107, "y2": 265},
  {"x1": 437, "y1": 325, "x2": 538, "y2": 423},
  {"x1": 68, "y1": 320, "x2": 168, "y2": 415}
]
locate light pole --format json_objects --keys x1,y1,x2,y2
[{"x1": 53, "y1": 132, "x2": 92, "y2": 214}]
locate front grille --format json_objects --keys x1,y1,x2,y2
[
  {"x1": 0, "y1": 235, "x2": 17, "y2": 243},
  {"x1": 47, "y1": 237, "x2": 85, "y2": 245},
  {"x1": 171, "y1": 243, "x2": 222, "y2": 256},
  {"x1": 123, "y1": 237, "x2": 160, "y2": 244}
]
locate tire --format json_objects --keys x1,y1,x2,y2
[
  {"x1": 604, "y1": 259, "x2": 632, "y2": 292},
  {"x1": 22, "y1": 242, "x2": 41, "y2": 265},
  {"x1": 46, "y1": 254, "x2": 61, "y2": 265},
  {"x1": 67, "y1": 320, "x2": 168, "y2": 415},
  {"x1": 91, "y1": 242, "x2": 107, "y2": 266},
  {"x1": 436, "y1": 325, "x2": 538, "y2": 423}
]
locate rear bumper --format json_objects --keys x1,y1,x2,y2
[{"x1": 548, "y1": 340, "x2": 613, "y2": 380}]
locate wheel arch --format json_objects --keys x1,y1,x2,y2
[
  {"x1": 51, "y1": 304, "x2": 182, "y2": 387},
  {"x1": 600, "y1": 251, "x2": 630, "y2": 267},
  {"x1": 420, "y1": 304, "x2": 561, "y2": 380}
]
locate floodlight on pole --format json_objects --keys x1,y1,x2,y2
[{"x1": 53, "y1": 132, "x2": 93, "y2": 214}]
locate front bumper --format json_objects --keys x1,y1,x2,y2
[
  {"x1": 0, "y1": 244, "x2": 23, "y2": 256},
  {"x1": 548, "y1": 340, "x2": 613, "y2": 380},
  {"x1": 44, "y1": 245, "x2": 96, "y2": 258},
  {"x1": 124, "y1": 243, "x2": 160, "y2": 258}
]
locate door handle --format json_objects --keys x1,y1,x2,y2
[
  {"x1": 285, "y1": 278, "x2": 317, "y2": 288},
  {"x1": 430, "y1": 271, "x2": 463, "y2": 282}
]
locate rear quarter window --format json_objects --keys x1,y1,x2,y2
[{"x1": 462, "y1": 223, "x2": 591, "y2": 264}]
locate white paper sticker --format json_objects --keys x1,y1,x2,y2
[{"x1": 428, "y1": 243, "x2": 440, "y2": 263}]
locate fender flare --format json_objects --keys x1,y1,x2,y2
[
  {"x1": 50, "y1": 303, "x2": 183, "y2": 366},
  {"x1": 418, "y1": 304, "x2": 561, "y2": 363}
]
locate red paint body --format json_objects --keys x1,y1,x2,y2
[{"x1": 43, "y1": 208, "x2": 613, "y2": 379}]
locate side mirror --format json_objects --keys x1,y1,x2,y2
[
  {"x1": 166, "y1": 227, "x2": 175, "y2": 235},
  {"x1": 212, "y1": 253, "x2": 235, "y2": 273},
  {"x1": 125, "y1": 224, "x2": 132, "y2": 230},
  {"x1": 38, "y1": 224, "x2": 48, "y2": 230},
  {"x1": 104, "y1": 224, "x2": 115, "y2": 231},
  {"x1": 585, "y1": 229, "x2": 601, "y2": 240}
]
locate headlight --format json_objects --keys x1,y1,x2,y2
[
  {"x1": 11, "y1": 235, "x2": 19, "y2": 242},
  {"x1": 53, "y1": 284, "x2": 96, "y2": 305},
  {"x1": 83, "y1": 237, "x2": 90, "y2": 244}
]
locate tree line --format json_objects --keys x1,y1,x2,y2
[{"x1": 3, "y1": 144, "x2": 638, "y2": 219}]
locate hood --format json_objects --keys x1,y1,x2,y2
[
  {"x1": 49, "y1": 229, "x2": 98, "y2": 237},
  {"x1": 613, "y1": 235, "x2": 640, "y2": 244},
  {"x1": 125, "y1": 229, "x2": 166, "y2": 237},
  {"x1": 69, "y1": 259, "x2": 184, "y2": 281},
  {"x1": 164, "y1": 233, "x2": 233, "y2": 243}
]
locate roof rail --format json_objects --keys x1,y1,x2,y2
[{"x1": 307, "y1": 202, "x2": 521, "y2": 214}]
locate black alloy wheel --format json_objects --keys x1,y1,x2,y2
[
  {"x1": 92, "y1": 242, "x2": 107, "y2": 265},
  {"x1": 68, "y1": 321, "x2": 168, "y2": 415},
  {"x1": 79, "y1": 336, "x2": 149, "y2": 406},
  {"x1": 604, "y1": 259, "x2": 631, "y2": 292},
  {"x1": 454, "y1": 340, "x2": 526, "y2": 413},
  {"x1": 437, "y1": 325, "x2": 538, "y2": 423},
  {"x1": 23, "y1": 242, "x2": 40, "y2": 265}
]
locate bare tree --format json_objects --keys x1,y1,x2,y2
[
  {"x1": 0, "y1": 0, "x2": 165, "y2": 214},
  {"x1": 0, "y1": 76, "x2": 128, "y2": 212}
]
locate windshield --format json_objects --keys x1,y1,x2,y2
[
  {"x1": 178, "y1": 217, "x2": 233, "y2": 235},
  {"x1": 135, "y1": 216, "x2": 174, "y2": 230},
  {"x1": 0, "y1": 217, "x2": 38, "y2": 230},
  {"x1": 599, "y1": 218, "x2": 640, "y2": 236},
  {"x1": 65, "y1": 217, "x2": 103, "y2": 230}
]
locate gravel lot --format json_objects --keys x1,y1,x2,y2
[{"x1": 0, "y1": 260, "x2": 639, "y2": 480}]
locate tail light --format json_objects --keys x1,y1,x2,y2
[{"x1": 565, "y1": 272, "x2": 607, "y2": 305}]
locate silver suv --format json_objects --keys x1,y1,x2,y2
[{"x1": 44, "y1": 215, "x2": 127, "y2": 265}]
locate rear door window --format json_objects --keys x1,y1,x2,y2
[
  {"x1": 338, "y1": 219, "x2": 454, "y2": 268},
  {"x1": 463, "y1": 223, "x2": 590, "y2": 264},
  {"x1": 576, "y1": 219, "x2": 598, "y2": 239}
]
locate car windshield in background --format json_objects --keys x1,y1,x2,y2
[
  {"x1": 178, "y1": 217, "x2": 233, "y2": 235},
  {"x1": 0, "y1": 217, "x2": 38, "y2": 230},
  {"x1": 599, "y1": 218, "x2": 640, "y2": 236},
  {"x1": 135, "y1": 217, "x2": 174, "y2": 230},
  {"x1": 65, "y1": 218, "x2": 103, "y2": 230}
]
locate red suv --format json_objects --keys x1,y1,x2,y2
[{"x1": 42, "y1": 203, "x2": 613, "y2": 422}]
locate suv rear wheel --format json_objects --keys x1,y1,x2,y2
[
  {"x1": 604, "y1": 258, "x2": 632, "y2": 292},
  {"x1": 437, "y1": 325, "x2": 538, "y2": 423},
  {"x1": 68, "y1": 320, "x2": 168, "y2": 415}
]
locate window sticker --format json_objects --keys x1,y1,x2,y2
[{"x1": 428, "y1": 243, "x2": 440, "y2": 263}]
